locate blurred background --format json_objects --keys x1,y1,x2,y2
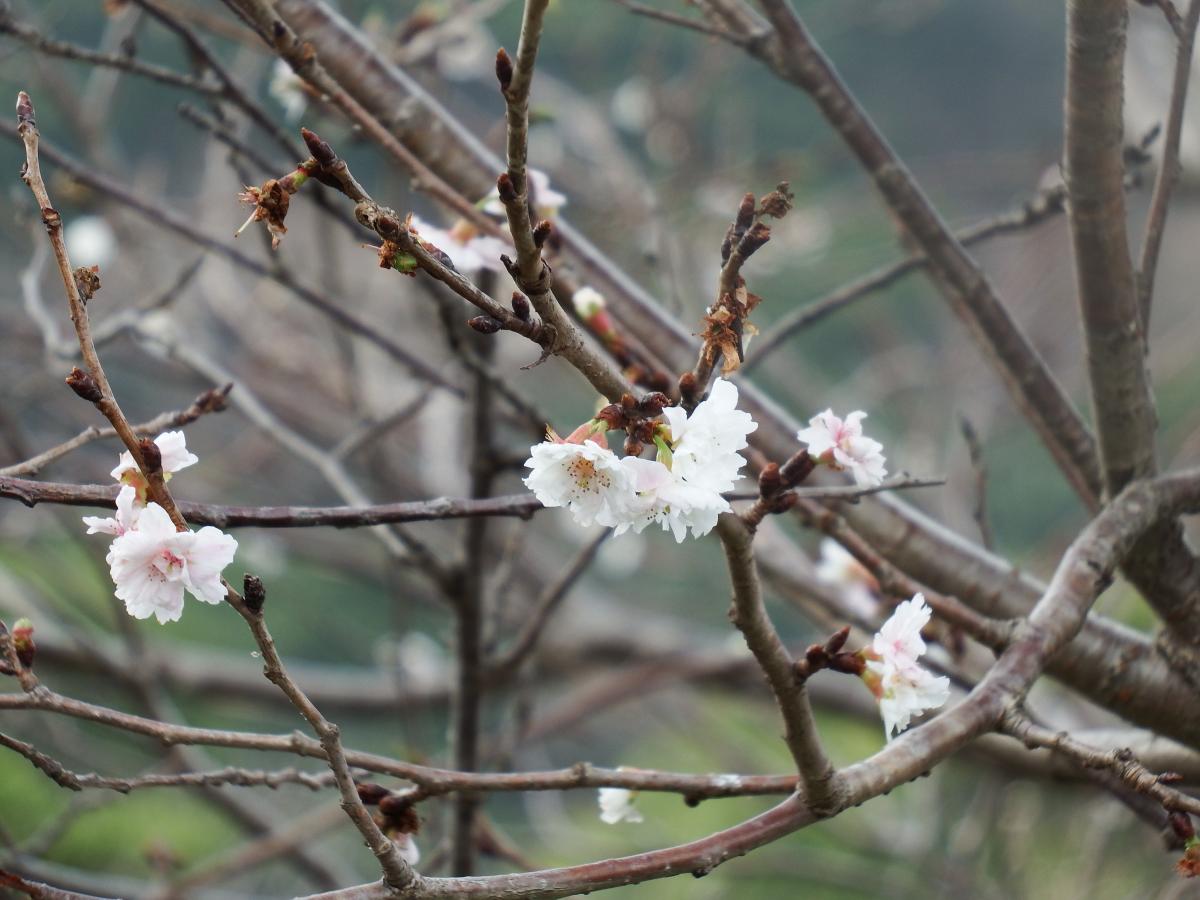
[{"x1": 0, "y1": 1, "x2": 1198, "y2": 897}]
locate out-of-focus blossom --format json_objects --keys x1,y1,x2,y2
[
  {"x1": 797, "y1": 409, "x2": 887, "y2": 488},
  {"x1": 483, "y1": 168, "x2": 567, "y2": 219},
  {"x1": 598, "y1": 786, "x2": 643, "y2": 824},
  {"x1": 64, "y1": 215, "x2": 117, "y2": 268},
  {"x1": 814, "y1": 538, "x2": 880, "y2": 619},
  {"x1": 409, "y1": 215, "x2": 508, "y2": 274},
  {"x1": 269, "y1": 59, "x2": 307, "y2": 122},
  {"x1": 393, "y1": 832, "x2": 420, "y2": 866}
]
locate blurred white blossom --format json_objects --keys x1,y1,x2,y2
[
  {"x1": 64, "y1": 215, "x2": 117, "y2": 268},
  {"x1": 598, "y1": 786, "x2": 643, "y2": 824}
]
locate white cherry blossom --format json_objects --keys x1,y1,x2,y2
[
  {"x1": 598, "y1": 786, "x2": 643, "y2": 824},
  {"x1": 862, "y1": 594, "x2": 950, "y2": 738},
  {"x1": 393, "y1": 832, "x2": 420, "y2": 866},
  {"x1": 814, "y1": 537, "x2": 879, "y2": 619},
  {"x1": 269, "y1": 59, "x2": 307, "y2": 122},
  {"x1": 796, "y1": 409, "x2": 887, "y2": 487},
  {"x1": 615, "y1": 456, "x2": 729, "y2": 542},
  {"x1": 82, "y1": 485, "x2": 141, "y2": 537},
  {"x1": 111, "y1": 431, "x2": 199, "y2": 496},
  {"x1": 662, "y1": 378, "x2": 757, "y2": 493},
  {"x1": 106, "y1": 503, "x2": 237, "y2": 624},
  {"x1": 523, "y1": 432, "x2": 636, "y2": 528}
]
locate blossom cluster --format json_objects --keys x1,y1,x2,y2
[
  {"x1": 860, "y1": 594, "x2": 951, "y2": 738},
  {"x1": 523, "y1": 379, "x2": 757, "y2": 542},
  {"x1": 83, "y1": 432, "x2": 238, "y2": 625}
]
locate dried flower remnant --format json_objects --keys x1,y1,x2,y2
[{"x1": 235, "y1": 160, "x2": 319, "y2": 249}]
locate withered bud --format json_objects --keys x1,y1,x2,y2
[
  {"x1": 356, "y1": 782, "x2": 390, "y2": 806},
  {"x1": 379, "y1": 796, "x2": 421, "y2": 834},
  {"x1": 637, "y1": 392, "x2": 669, "y2": 417},
  {"x1": 511, "y1": 292, "x2": 531, "y2": 320},
  {"x1": 758, "y1": 463, "x2": 782, "y2": 497},
  {"x1": 12, "y1": 618, "x2": 35, "y2": 670},
  {"x1": 65, "y1": 367, "x2": 103, "y2": 403},
  {"x1": 623, "y1": 436, "x2": 644, "y2": 457},
  {"x1": 138, "y1": 437, "x2": 163, "y2": 475},
  {"x1": 300, "y1": 127, "x2": 338, "y2": 169},
  {"x1": 495, "y1": 48, "x2": 514, "y2": 92},
  {"x1": 1169, "y1": 811, "x2": 1196, "y2": 843},
  {"x1": 243, "y1": 574, "x2": 266, "y2": 614},
  {"x1": 74, "y1": 265, "x2": 101, "y2": 303},
  {"x1": 532, "y1": 219, "x2": 552, "y2": 248},
  {"x1": 825, "y1": 626, "x2": 851, "y2": 655},
  {"x1": 734, "y1": 192, "x2": 756, "y2": 233},
  {"x1": 759, "y1": 181, "x2": 794, "y2": 219},
  {"x1": 496, "y1": 173, "x2": 518, "y2": 206},
  {"x1": 633, "y1": 420, "x2": 658, "y2": 443},
  {"x1": 620, "y1": 393, "x2": 637, "y2": 411},
  {"x1": 678, "y1": 372, "x2": 698, "y2": 406},
  {"x1": 468, "y1": 315, "x2": 503, "y2": 334},
  {"x1": 15, "y1": 91, "x2": 34, "y2": 129},
  {"x1": 737, "y1": 222, "x2": 772, "y2": 258}
]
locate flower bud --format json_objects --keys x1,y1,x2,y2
[
  {"x1": 138, "y1": 437, "x2": 163, "y2": 476},
  {"x1": 12, "y1": 618, "x2": 34, "y2": 669},
  {"x1": 468, "y1": 316, "x2": 503, "y2": 334},
  {"x1": 758, "y1": 462, "x2": 782, "y2": 497},
  {"x1": 511, "y1": 292, "x2": 531, "y2": 320},
  {"x1": 572, "y1": 286, "x2": 606, "y2": 320},
  {"x1": 243, "y1": 574, "x2": 266, "y2": 614},
  {"x1": 678, "y1": 372, "x2": 698, "y2": 407},
  {"x1": 300, "y1": 127, "x2": 338, "y2": 169},
  {"x1": 735, "y1": 192, "x2": 756, "y2": 234},
  {"x1": 496, "y1": 173, "x2": 518, "y2": 206},
  {"x1": 637, "y1": 393, "x2": 669, "y2": 417},
  {"x1": 532, "y1": 219, "x2": 552, "y2": 248},
  {"x1": 495, "y1": 48, "x2": 514, "y2": 92},
  {"x1": 65, "y1": 367, "x2": 103, "y2": 403},
  {"x1": 356, "y1": 782, "x2": 390, "y2": 806},
  {"x1": 623, "y1": 436, "x2": 644, "y2": 457},
  {"x1": 737, "y1": 222, "x2": 771, "y2": 258}
]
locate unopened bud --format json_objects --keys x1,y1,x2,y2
[
  {"x1": 758, "y1": 463, "x2": 782, "y2": 498},
  {"x1": 780, "y1": 450, "x2": 816, "y2": 487},
  {"x1": 735, "y1": 192, "x2": 756, "y2": 233},
  {"x1": 572, "y1": 286, "x2": 606, "y2": 320},
  {"x1": 511, "y1": 292, "x2": 531, "y2": 320},
  {"x1": 1170, "y1": 812, "x2": 1196, "y2": 843},
  {"x1": 532, "y1": 219, "x2": 552, "y2": 248},
  {"x1": 825, "y1": 626, "x2": 851, "y2": 654},
  {"x1": 138, "y1": 437, "x2": 162, "y2": 475},
  {"x1": 737, "y1": 222, "x2": 771, "y2": 258},
  {"x1": 16, "y1": 91, "x2": 34, "y2": 129},
  {"x1": 496, "y1": 173, "x2": 518, "y2": 206},
  {"x1": 243, "y1": 574, "x2": 266, "y2": 614},
  {"x1": 647, "y1": 371, "x2": 673, "y2": 394},
  {"x1": 495, "y1": 48, "x2": 514, "y2": 92},
  {"x1": 12, "y1": 618, "x2": 34, "y2": 669},
  {"x1": 620, "y1": 393, "x2": 637, "y2": 411},
  {"x1": 623, "y1": 436, "x2": 644, "y2": 457},
  {"x1": 65, "y1": 367, "x2": 103, "y2": 403},
  {"x1": 468, "y1": 315, "x2": 503, "y2": 334},
  {"x1": 678, "y1": 372, "x2": 698, "y2": 407},
  {"x1": 637, "y1": 392, "x2": 669, "y2": 417},
  {"x1": 300, "y1": 127, "x2": 338, "y2": 169}
]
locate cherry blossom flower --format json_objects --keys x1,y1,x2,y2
[
  {"x1": 796, "y1": 409, "x2": 887, "y2": 488},
  {"x1": 111, "y1": 431, "x2": 199, "y2": 498},
  {"x1": 861, "y1": 594, "x2": 950, "y2": 738},
  {"x1": 598, "y1": 786, "x2": 643, "y2": 824},
  {"x1": 814, "y1": 537, "x2": 879, "y2": 619},
  {"x1": 408, "y1": 215, "x2": 508, "y2": 274},
  {"x1": 82, "y1": 485, "x2": 141, "y2": 537},
  {"x1": 483, "y1": 168, "x2": 567, "y2": 219},
  {"x1": 615, "y1": 456, "x2": 728, "y2": 542},
  {"x1": 523, "y1": 427, "x2": 636, "y2": 528},
  {"x1": 268, "y1": 58, "x2": 307, "y2": 122},
  {"x1": 661, "y1": 378, "x2": 757, "y2": 493},
  {"x1": 106, "y1": 503, "x2": 237, "y2": 624}
]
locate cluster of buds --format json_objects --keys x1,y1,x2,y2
[
  {"x1": 793, "y1": 626, "x2": 862, "y2": 681},
  {"x1": 595, "y1": 391, "x2": 670, "y2": 457}
]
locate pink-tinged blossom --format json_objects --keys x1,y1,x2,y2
[
  {"x1": 523, "y1": 433, "x2": 636, "y2": 528},
  {"x1": 408, "y1": 215, "x2": 508, "y2": 274},
  {"x1": 82, "y1": 485, "x2": 141, "y2": 537},
  {"x1": 111, "y1": 431, "x2": 199, "y2": 497},
  {"x1": 861, "y1": 594, "x2": 950, "y2": 738},
  {"x1": 796, "y1": 409, "x2": 887, "y2": 487},
  {"x1": 106, "y1": 503, "x2": 237, "y2": 624},
  {"x1": 661, "y1": 378, "x2": 757, "y2": 493},
  {"x1": 483, "y1": 168, "x2": 567, "y2": 219}
]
